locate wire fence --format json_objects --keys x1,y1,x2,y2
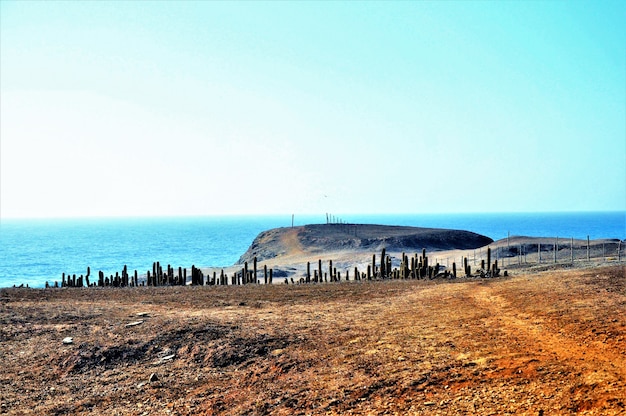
[{"x1": 434, "y1": 238, "x2": 624, "y2": 270}]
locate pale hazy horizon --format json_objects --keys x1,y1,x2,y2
[{"x1": 1, "y1": 1, "x2": 625, "y2": 219}]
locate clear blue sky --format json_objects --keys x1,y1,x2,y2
[{"x1": 1, "y1": 1, "x2": 624, "y2": 218}]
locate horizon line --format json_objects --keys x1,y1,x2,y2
[{"x1": 1, "y1": 209, "x2": 624, "y2": 222}]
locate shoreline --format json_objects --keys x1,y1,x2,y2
[
  {"x1": 2, "y1": 212, "x2": 624, "y2": 289},
  {"x1": 5, "y1": 234, "x2": 624, "y2": 289}
]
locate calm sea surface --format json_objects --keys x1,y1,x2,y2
[{"x1": 1, "y1": 212, "x2": 624, "y2": 288}]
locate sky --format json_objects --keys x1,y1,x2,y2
[{"x1": 1, "y1": 1, "x2": 625, "y2": 219}]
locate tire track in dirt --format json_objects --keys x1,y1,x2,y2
[
  {"x1": 471, "y1": 284, "x2": 626, "y2": 379},
  {"x1": 470, "y1": 282, "x2": 626, "y2": 413}
]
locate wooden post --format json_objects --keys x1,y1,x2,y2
[
  {"x1": 587, "y1": 235, "x2": 590, "y2": 261},
  {"x1": 538, "y1": 243, "x2": 541, "y2": 264},
  {"x1": 318, "y1": 259, "x2": 322, "y2": 284},
  {"x1": 554, "y1": 237, "x2": 558, "y2": 264},
  {"x1": 571, "y1": 237, "x2": 574, "y2": 263},
  {"x1": 372, "y1": 254, "x2": 376, "y2": 278},
  {"x1": 306, "y1": 262, "x2": 311, "y2": 283}
]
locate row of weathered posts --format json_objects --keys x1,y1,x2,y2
[
  {"x1": 357, "y1": 247, "x2": 500, "y2": 280},
  {"x1": 47, "y1": 245, "x2": 510, "y2": 289},
  {"x1": 48, "y1": 261, "x2": 270, "y2": 288},
  {"x1": 46, "y1": 239, "x2": 623, "y2": 289}
]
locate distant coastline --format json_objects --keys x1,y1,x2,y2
[{"x1": 0, "y1": 211, "x2": 624, "y2": 288}]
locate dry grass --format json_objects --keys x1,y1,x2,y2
[{"x1": 1, "y1": 264, "x2": 625, "y2": 415}]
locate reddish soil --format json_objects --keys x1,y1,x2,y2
[{"x1": 1, "y1": 264, "x2": 624, "y2": 415}]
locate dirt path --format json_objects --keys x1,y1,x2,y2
[
  {"x1": 465, "y1": 269, "x2": 626, "y2": 414},
  {"x1": 1, "y1": 265, "x2": 624, "y2": 415},
  {"x1": 278, "y1": 227, "x2": 306, "y2": 257},
  {"x1": 472, "y1": 284, "x2": 626, "y2": 379}
]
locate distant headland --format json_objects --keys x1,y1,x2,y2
[{"x1": 238, "y1": 223, "x2": 494, "y2": 264}]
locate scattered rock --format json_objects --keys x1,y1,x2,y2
[
  {"x1": 149, "y1": 373, "x2": 158, "y2": 382},
  {"x1": 126, "y1": 320, "x2": 144, "y2": 327},
  {"x1": 62, "y1": 337, "x2": 73, "y2": 344},
  {"x1": 153, "y1": 354, "x2": 176, "y2": 365}
]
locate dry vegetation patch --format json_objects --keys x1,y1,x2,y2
[{"x1": 1, "y1": 265, "x2": 624, "y2": 415}]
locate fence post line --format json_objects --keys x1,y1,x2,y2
[{"x1": 554, "y1": 237, "x2": 558, "y2": 264}]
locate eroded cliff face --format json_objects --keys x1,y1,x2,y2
[{"x1": 237, "y1": 223, "x2": 493, "y2": 264}]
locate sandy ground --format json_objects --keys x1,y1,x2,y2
[
  {"x1": 1, "y1": 261, "x2": 624, "y2": 415},
  {"x1": 211, "y1": 232, "x2": 623, "y2": 285}
]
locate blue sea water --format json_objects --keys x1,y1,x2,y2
[{"x1": 0, "y1": 212, "x2": 624, "y2": 288}]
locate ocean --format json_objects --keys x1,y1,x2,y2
[{"x1": 1, "y1": 212, "x2": 624, "y2": 288}]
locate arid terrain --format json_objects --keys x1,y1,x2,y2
[{"x1": 1, "y1": 261, "x2": 624, "y2": 415}]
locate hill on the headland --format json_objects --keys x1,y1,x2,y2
[{"x1": 238, "y1": 223, "x2": 493, "y2": 264}]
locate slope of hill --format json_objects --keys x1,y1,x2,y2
[{"x1": 238, "y1": 223, "x2": 493, "y2": 264}]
